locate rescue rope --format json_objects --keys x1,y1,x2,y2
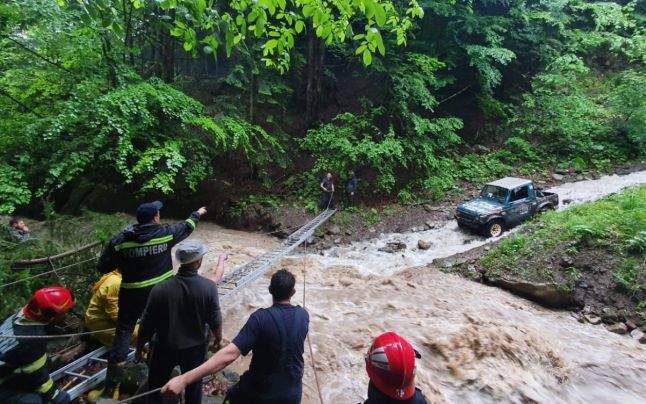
[
  {"x1": 112, "y1": 372, "x2": 221, "y2": 403},
  {"x1": 112, "y1": 387, "x2": 162, "y2": 403},
  {"x1": 302, "y1": 241, "x2": 325, "y2": 404},
  {"x1": 0, "y1": 255, "x2": 99, "y2": 289},
  {"x1": 0, "y1": 327, "x2": 115, "y2": 339}
]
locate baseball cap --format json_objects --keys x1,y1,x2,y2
[
  {"x1": 175, "y1": 240, "x2": 209, "y2": 264},
  {"x1": 136, "y1": 201, "x2": 163, "y2": 223}
]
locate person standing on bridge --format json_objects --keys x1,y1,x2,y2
[
  {"x1": 98, "y1": 201, "x2": 207, "y2": 399},
  {"x1": 0, "y1": 286, "x2": 74, "y2": 404},
  {"x1": 136, "y1": 240, "x2": 226, "y2": 404},
  {"x1": 319, "y1": 172, "x2": 335, "y2": 210},
  {"x1": 161, "y1": 269, "x2": 309, "y2": 404}
]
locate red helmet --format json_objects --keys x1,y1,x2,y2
[
  {"x1": 23, "y1": 286, "x2": 75, "y2": 322},
  {"x1": 365, "y1": 332, "x2": 420, "y2": 400}
]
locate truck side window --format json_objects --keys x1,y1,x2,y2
[{"x1": 510, "y1": 185, "x2": 529, "y2": 202}]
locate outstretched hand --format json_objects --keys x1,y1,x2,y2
[
  {"x1": 162, "y1": 375, "x2": 187, "y2": 397},
  {"x1": 197, "y1": 207, "x2": 207, "y2": 216}
]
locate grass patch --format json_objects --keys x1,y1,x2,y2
[{"x1": 481, "y1": 186, "x2": 645, "y2": 304}]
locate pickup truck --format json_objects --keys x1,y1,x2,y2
[{"x1": 454, "y1": 177, "x2": 559, "y2": 237}]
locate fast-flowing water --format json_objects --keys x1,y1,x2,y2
[{"x1": 192, "y1": 171, "x2": 646, "y2": 403}]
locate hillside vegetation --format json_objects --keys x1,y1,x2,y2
[
  {"x1": 0, "y1": 213, "x2": 128, "y2": 319},
  {"x1": 0, "y1": 0, "x2": 644, "y2": 217},
  {"x1": 479, "y1": 186, "x2": 645, "y2": 325}
]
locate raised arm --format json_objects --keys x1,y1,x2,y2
[
  {"x1": 168, "y1": 207, "x2": 207, "y2": 246},
  {"x1": 211, "y1": 254, "x2": 228, "y2": 283},
  {"x1": 162, "y1": 343, "x2": 241, "y2": 396}
]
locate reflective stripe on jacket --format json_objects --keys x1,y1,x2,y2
[
  {"x1": 97, "y1": 212, "x2": 201, "y2": 287},
  {"x1": 0, "y1": 313, "x2": 59, "y2": 401}
]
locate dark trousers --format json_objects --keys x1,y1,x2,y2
[
  {"x1": 224, "y1": 381, "x2": 302, "y2": 404},
  {"x1": 147, "y1": 344, "x2": 207, "y2": 404},
  {"x1": 109, "y1": 286, "x2": 153, "y2": 363},
  {"x1": 345, "y1": 190, "x2": 356, "y2": 207},
  {"x1": 318, "y1": 192, "x2": 333, "y2": 210}
]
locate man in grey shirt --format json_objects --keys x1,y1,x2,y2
[{"x1": 136, "y1": 240, "x2": 227, "y2": 404}]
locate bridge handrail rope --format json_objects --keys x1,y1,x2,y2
[
  {"x1": 0, "y1": 255, "x2": 100, "y2": 289},
  {"x1": 10, "y1": 241, "x2": 102, "y2": 267},
  {"x1": 0, "y1": 327, "x2": 116, "y2": 339}
]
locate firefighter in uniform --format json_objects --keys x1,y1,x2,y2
[
  {"x1": 98, "y1": 201, "x2": 206, "y2": 398},
  {"x1": 0, "y1": 286, "x2": 75, "y2": 404}
]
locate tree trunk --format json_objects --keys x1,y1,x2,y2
[
  {"x1": 305, "y1": 30, "x2": 325, "y2": 125},
  {"x1": 249, "y1": 69, "x2": 255, "y2": 123},
  {"x1": 160, "y1": 9, "x2": 176, "y2": 82},
  {"x1": 101, "y1": 34, "x2": 118, "y2": 87}
]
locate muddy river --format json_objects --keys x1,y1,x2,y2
[{"x1": 191, "y1": 171, "x2": 646, "y2": 403}]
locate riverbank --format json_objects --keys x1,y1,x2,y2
[
  {"x1": 247, "y1": 161, "x2": 646, "y2": 249},
  {"x1": 440, "y1": 186, "x2": 645, "y2": 340}
]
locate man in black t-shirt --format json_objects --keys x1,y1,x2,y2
[
  {"x1": 319, "y1": 172, "x2": 335, "y2": 210},
  {"x1": 136, "y1": 240, "x2": 226, "y2": 404},
  {"x1": 161, "y1": 269, "x2": 309, "y2": 404}
]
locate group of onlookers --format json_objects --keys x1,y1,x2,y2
[{"x1": 1, "y1": 198, "x2": 428, "y2": 404}]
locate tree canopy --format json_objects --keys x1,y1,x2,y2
[{"x1": 0, "y1": 0, "x2": 643, "y2": 213}]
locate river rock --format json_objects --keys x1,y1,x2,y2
[
  {"x1": 378, "y1": 241, "x2": 407, "y2": 253},
  {"x1": 418, "y1": 240, "x2": 431, "y2": 250},
  {"x1": 423, "y1": 204, "x2": 434, "y2": 213},
  {"x1": 425, "y1": 221, "x2": 438, "y2": 230},
  {"x1": 333, "y1": 238, "x2": 341, "y2": 244},
  {"x1": 584, "y1": 314, "x2": 602, "y2": 325},
  {"x1": 555, "y1": 167, "x2": 569, "y2": 174},
  {"x1": 552, "y1": 173, "x2": 564, "y2": 181},
  {"x1": 630, "y1": 329, "x2": 646, "y2": 343},
  {"x1": 487, "y1": 278, "x2": 574, "y2": 308},
  {"x1": 606, "y1": 322, "x2": 628, "y2": 334},
  {"x1": 601, "y1": 307, "x2": 619, "y2": 324},
  {"x1": 327, "y1": 224, "x2": 341, "y2": 235}
]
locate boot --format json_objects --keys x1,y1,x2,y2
[{"x1": 101, "y1": 361, "x2": 126, "y2": 399}]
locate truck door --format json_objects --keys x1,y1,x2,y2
[{"x1": 507, "y1": 185, "x2": 533, "y2": 223}]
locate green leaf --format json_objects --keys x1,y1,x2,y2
[
  {"x1": 362, "y1": 49, "x2": 372, "y2": 65},
  {"x1": 295, "y1": 20, "x2": 305, "y2": 33}
]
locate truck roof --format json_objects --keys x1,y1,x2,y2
[{"x1": 486, "y1": 177, "x2": 532, "y2": 189}]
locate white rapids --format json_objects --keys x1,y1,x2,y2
[{"x1": 191, "y1": 171, "x2": 646, "y2": 403}]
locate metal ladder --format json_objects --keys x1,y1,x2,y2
[
  {"x1": 56, "y1": 208, "x2": 336, "y2": 399},
  {"x1": 218, "y1": 208, "x2": 336, "y2": 300},
  {"x1": 51, "y1": 346, "x2": 135, "y2": 399}
]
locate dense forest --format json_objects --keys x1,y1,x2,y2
[{"x1": 1, "y1": 0, "x2": 644, "y2": 217}]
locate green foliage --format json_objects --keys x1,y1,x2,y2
[
  {"x1": 509, "y1": 56, "x2": 644, "y2": 167},
  {"x1": 152, "y1": 0, "x2": 424, "y2": 72},
  {"x1": 613, "y1": 259, "x2": 642, "y2": 296},
  {"x1": 300, "y1": 112, "x2": 406, "y2": 194},
  {"x1": 0, "y1": 164, "x2": 31, "y2": 214}
]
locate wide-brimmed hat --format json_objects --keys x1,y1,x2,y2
[{"x1": 175, "y1": 240, "x2": 209, "y2": 264}]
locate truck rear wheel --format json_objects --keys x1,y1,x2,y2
[
  {"x1": 484, "y1": 220, "x2": 504, "y2": 238},
  {"x1": 538, "y1": 204, "x2": 553, "y2": 214}
]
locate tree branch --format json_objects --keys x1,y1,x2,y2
[
  {"x1": 1, "y1": 34, "x2": 72, "y2": 73},
  {"x1": 438, "y1": 85, "x2": 472, "y2": 105}
]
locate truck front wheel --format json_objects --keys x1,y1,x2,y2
[{"x1": 484, "y1": 220, "x2": 504, "y2": 238}]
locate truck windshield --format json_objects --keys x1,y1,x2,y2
[{"x1": 480, "y1": 185, "x2": 508, "y2": 203}]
